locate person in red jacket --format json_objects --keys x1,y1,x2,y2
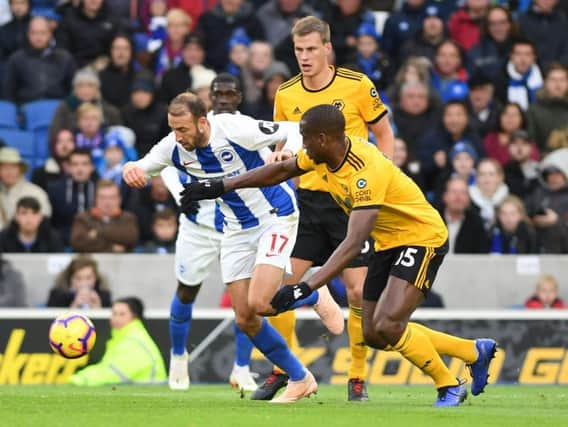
[
  {"x1": 525, "y1": 274, "x2": 567, "y2": 309},
  {"x1": 448, "y1": 0, "x2": 490, "y2": 51}
]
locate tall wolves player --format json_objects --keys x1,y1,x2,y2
[
  {"x1": 123, "y1": 93, "x2": 343, "y2": 403},
  {"x1": 157, "y1": 74, "x2": 258, "y2": 391},
  {"x1": 182, "y1": 104, "x2": 498, "y2": 407}
]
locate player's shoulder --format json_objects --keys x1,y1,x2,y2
[
  {"x1": 335, "y1": 67, "x2": 366, "y2": 82},
  {"x1": 276, "y1": 72, "x2": 303, "y2": 93}
]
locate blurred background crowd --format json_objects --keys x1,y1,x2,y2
[{"x1": 0, "y1": 0, "x2": 567, "y2": 309}]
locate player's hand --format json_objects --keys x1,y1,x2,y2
[
  {"x1": 180, "y1": 199, "x2": 200, "y2": 216},
  {"x1": 180, "y1": 180, "x2": 224, "y2": 202},
  {"x1": 270, "y1": 282, "x2": 312, "y2": 313},
  {"x1": 265, "y1": 149, "x2": 294, "y2": 164},
  {"x1": 122, "y1": 162, "x2": 147, "y2": 189}
]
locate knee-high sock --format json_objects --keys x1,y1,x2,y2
[
  {"x1": 250, "y1": 318, "x2": 305, "y2": 381},
  {"x1": 409, "y1": 322, "x2": 477, "y2": 363},
  {"x1": 234, "y1": 322, "x2": 254, "y2": 367},
  {"x1": 268, "y1": 311, "x2": 296, "y2": 374},
  {"x1": 348, "y1": 305, "x2": 367, "y2": 379},
  {"x1": 392, "y1": 325, "x2": 457, "y2": 389},
  {"x1": 169, "y1": 294, "x2": 193, "y2": 355}
]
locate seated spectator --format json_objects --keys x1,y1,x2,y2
[
  {"x1": 466, "y1": 72, "x2": 502, "y2": 138},
  {"x1": 526, "y1": 148, "x2": 568, "y2": 253},
  {"x1": 31, "y1": 129, "x2": 76, "y2": 191},
  {"x1": 197, "y1": 0, "x2": 265, "y2": 72},
  {"x1": 469, "y1": 158, "x2": 510, "y2": 229},
  {"x1": 448, "y1": 0, "x2": 489, "y2": 52},
  {"x1": 68, "y1": 297, "x2": 166, "y2": 385},
  {"x1": 431, "y1": 40, "x2": 469, "y2": 104},
  {"x1": 49, "y1": 67, "x2": 122, "y2": 142},
  {"x1": 126, "y1": 175, "x2": 177, "y2": 243},
  {"x1": 70, "y1": 179, "x2": 139, "y2": 252},
  {"x1": 3, "y1": 16, "x2": 76, "y2": 104},
  {"x1": 0, "y1": 196, "x2": 63, "y2": 252},
  {"x1": 99, "y1": 34, "x2": 137, "y2": 109},
  {"x1": 191, "y1": 66, "x2": 217, "y2": 111},
  {"x1": 433, "y1": 140, "x2": 478, "y2": 205},
  {"x1": 245, "y1": 62, "x2": 289, "y2": 121},
  {"x1": 399, "y1": 7, "x2": 446, "y2": 67},
  {"x1": 55, "y1": 0, "x2": 119, "y2": 68},
  {"x1": 527, "y1": 63, "x2": 568, "y2": 153},
  {"x1": 47, "y1": 148, "x2": 97, "y2": 244},
  {"x1": 504, "y1": 130, "x2": 540, "y2": 199},
  {"x1": 483, "y1": 102, "x2": 539, "y2": 166},
  {"x1": 393, "y1": 137, "x2": 425, "y2": 191},
  {"x1": 0, "y1": 254, "x2": 27, "y2": 307},
  {"x1": 467, "y1": 6, "x2": 517, "y2": 80},
  {"x1": 121, "y1": 76, "x2": 168, "y2": 157},
  {"x1": 47, "y1": 254, "x2": 111, "y2": 308},
  {"x1": 386, "y1": 56, "x2": 440, "y2": 108},
  {"x1": 225, "y1": 28, "x2": 251, "y2": 78},
  {"x1": 0, "y1": 0, "x2": 31, "y2": 61},
  {"x1": 0, "y1": 147, "x2": 52, "y2": 230},
  {"x1": 525, "y1": 274, "x2": 567, "y2": 309},
  {"x1": 74, "y1": 102, "x2": 105, "y2": 151},
  {"x1": 495, "y1": 38, "x2": 543, "y2": 111},
  {"x1": 489, "y1": 195, "x2": 537, "y2": 254},
  {"x1": 439, "y1": 176, "x2": 490, "y2": 253},
  {"x1": 142, "y1": 0, "x2": 168, "y2": 36},
  {"x1": 239, "y1": 40, "x2": 274, "y2": 106},
  {"x1": 141, "y1": 208, "x2": 177, "y2": 254},
  {"x1": 96, "y1": 133, "x2": 129, "y2": 186},
  {"x1": 518, "y1": 0, "x2": 568, "y2": 71}
]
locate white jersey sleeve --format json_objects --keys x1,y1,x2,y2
[
  {"x1": 213, "y1": 113, "x2": 301, "y2": 151},
  {"x1": 160, "y1": 166, "x2": 184, "y2": 206},
  {"x1": 133, "y1": 133, "x2": 176, "y2": 176}
]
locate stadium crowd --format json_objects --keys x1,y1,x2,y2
[{"x1": 1, "y1": 0, "x2": 568, "y2": 307}]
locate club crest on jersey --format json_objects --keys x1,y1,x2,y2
[
  {"x1": 356, "y1": 178, "x2": 367, "y2": 189},
  {"x1": 332, "y1": 99, "x2": 345, "y2": 111},
  {"x1": 219, "y1": 149, "x2": 235, "y2": 163}
]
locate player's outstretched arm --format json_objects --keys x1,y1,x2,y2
[{"x1": 122, "y1": 162, "x2": 148, "y2": 189}]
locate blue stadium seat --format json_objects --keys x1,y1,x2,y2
[
  {"x1": 0, "y1": 129, "x2": 36, "y2": 157},
  {"x1": 21, "y1": 99, "x2": 61, "y2": 159},
  {"x1": 0, "y1": 101, "x2": 19, "y2": 129}
]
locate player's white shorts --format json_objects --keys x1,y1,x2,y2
[
  {"x1": 220, "y1": 213, "x2": 299, "y2": 284},
  {"x1": 175, "y1": 215, "x2": 222, "y2": 286}
]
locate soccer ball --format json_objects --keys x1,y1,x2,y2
[{"x1": 49, "y1": 312, "x2": 96, "y2": 359}]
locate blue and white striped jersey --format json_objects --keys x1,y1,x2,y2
[{"x1": 135, "y1": 113, "x2": 300, "y2": 230}]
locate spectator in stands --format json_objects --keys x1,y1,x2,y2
[
  {"x1": 519, "y1": 0, "x2": 568, "y2": 70},
  {"x1": 148, "y1": 8, "x2": 191, "y2": 79},
  {"x1": 56, "y1": 0, "x2": 119, "y2": 68},
  {"x1": 524, "y1": 274, "x2": 567, "y2": 309},
  {"x1": 70, "y1": 179, "x2": 139, "y2": 252},
  {"x1": 431, "y1": 40, "x2": 469, "y2": 104},
  {"x1": 392, "y1": 137, "x2": 425, "y2": 191},
  {"x1": 191, "y1": 66, "x2": 217, "y2": 111},
  {"x1": 0, "y1": 0, "x2": 31, "y2": 60},
  {"x1": 121, "y1": 75, "x2": 168, "y2": 157},
  {"x1": 31, "y1": 128, "x2": 76, "y2": 191},
  {"x1": 74, "y1": 102, "x2": 105, "y2": 151},
  {"x1": 418, "y1": 100, "x2": 483, "y2": 190},
  {"x1": 225, "y1": 28, "x2": 251, "y2": 78},
  {"x1": 467, "y1": 6, "x2": 517, "y2": 80},
  {"x1": 504, "y1": 130, "x2": 540, "y2": 199},
  {"x1": 386, "y1": 56, "x2": 438, "y2": 108},
  {"x1": 141, "y1": 208, "x2": 177, "y2": 254},
  {"x1": 99, "y1": 34, "x2": 136, "y2": 109},
  {"x1": 240, "y1": 41, "x2": 275, "y2": 106},
  {"x1": 527, "y1": 63, "x2": 568, "y2": 153},
  {"x1": 257, "y1": 0, "x2": 314, "y2": 51},
  {"x1": 96, "y1": 133, "x2": 128, "y2": 186},
  {"x1": 393, "y1": 81, "x2": 441, "y2": 156},
  {"x1": 484, "y1": 102, "x2": 540, "y2": 166},
  {"x1": 47, "y1": 254, "x2": 111, "y2": 308},
  {"x1": 399, "y1": 6, "x2": 446, "y2": 67},
  {"x1": 494, "y1": 38, "x2": 543, "y2": 111},
  {"x1": 197, "y1": 0, "x2": 265, "y2": 72},
  {"x1": 47, "y1": 148, "x2": 97, "y2": 244},
  {"x1": 139, "y1": 0, "x2": 168, "y2": 34},
  {"x1": 467, "y1": 72, "x2": 502, "y2": 138},
  {"x1": 381, "y1": 0, "x2": 429, "y2": 65},
  {"x1": 245, "y1": 61, "x2": 290, "y2": 121},
  {"x1": 3, "y1": 16, "x2": 76, "y2": 104},
  {"x1": 49, "y1": 67, "x2": 122, "y2": 142},
  {"x1": 0, "y1": 147, "x2": 52, "y2": 230},
  {"x1": 0, "y1": 196, "x2": 63, "y2": 252},
  {"x1": 125, "y1": 174, "x2": 177, "y2": 243},
  {"x1": 526, "y1": 148, "x2": 568, "y2": 253},
  {"x1": 0, "y1": 254, "x2": 26, "y2": 307},
  {"x1": 448, "y1": 0, "x2": 489, "y2": 52},
  {"x1": 489, "y1": 194, "x2": 537, "y2": 254},
  {"x1": 167, "y1": 0, "x2": 215, "y2": 27},
  {"x1": 323, "y1": 0, "x2": 375, "y2": 67},
  {"x1": 469, "y1": 158, "x2": 510, "y2": 230},
  {"x1": 440, "y1": 176, "x2": 489, "y2": 253},
  {"x1": 68, "y1": 297, "x2": 166, "y2": 385}
]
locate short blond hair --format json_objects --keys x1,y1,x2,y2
[
  {"x1": 291, "y1": 16, "x2": 330, "y2": 44},
  {"x1": 167, "y1": 8, "x2": 192, "y2": 29},
  {"x1": 76, "y1": 102, "x2": 102, "y2": 121},
  {"x1": 537, "y1": 274, "x2": 558, "y2": 291}
]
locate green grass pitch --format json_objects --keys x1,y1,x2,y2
[{"x1": 1, "y1": 385, "x2": 567, "y2": 427}]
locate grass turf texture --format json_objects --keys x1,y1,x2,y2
[{"x1": 1, "y1": 385, "x2": 567, "y2": 427}]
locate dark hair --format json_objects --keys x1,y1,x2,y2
[
  {"x1": 109, "y1": 33, "x2": 134, "y2": 58},
  {"x1": 168, "y1": 92, "x2": 208, "y2": 118},
  {"x1": 69, "y1": 148, "x2": 93, "y2": 161},
  {"x1": 498, "y1": 102, "x2": 527, "y2": 133},
  {"x1": 301, "y1": 104, "x2": 345, "y2": 137},
  {"x1": 444, "y1": 100, "x2": 469, "y2": 113},
  {"x1": 511, "y1": 37, "x2": 537, "y2": 56},
  {"x1": 115, "y1": 297, "x2": 144, "y2": 320},
  {"x1": 49, "y1": 128, "x2": 75, "y2": 158},
  {"x1": 16, "y1": 196, "x2": 41, "y2": 212},
  {"x1": 481, "y1": 6, "x2": 518, "y2": 40},
  {"x1": 211, "y1": 72, "x2": 242, "y2": 92},
  {"x1": 153, "y1": 207, "x2": 177, "y2": 223}
]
